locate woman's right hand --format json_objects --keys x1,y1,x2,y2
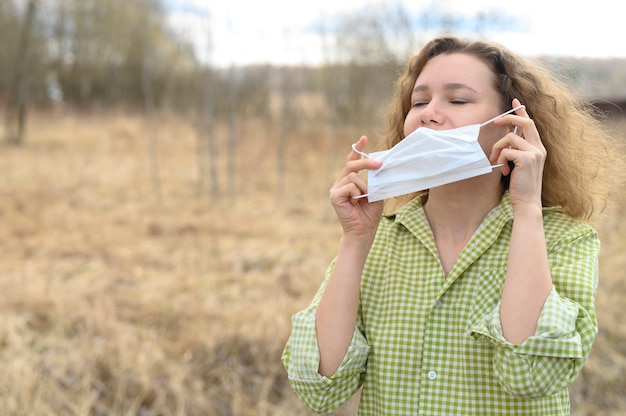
[{"x1": 329, "y1": 136, "x2": 384, "y2": 239}]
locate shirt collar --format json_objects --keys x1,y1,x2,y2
[
  {"x1": 383, "y1": 191, "x2": 563, "y2": 282},
  {"x1": 388, "y1": 190, "x2": 561, "y2": 224}
]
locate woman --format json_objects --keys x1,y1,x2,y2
[{"x1": 282, "y1": 36, "x2": 617, "y2": 415}]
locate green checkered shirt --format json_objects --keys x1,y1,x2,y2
[{"x1": 282, "y1": 192, "x2": 599, "y2": 415}]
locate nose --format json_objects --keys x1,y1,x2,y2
[{"x1": 419, "y1": 102, "x2": 443, "y2": 126}]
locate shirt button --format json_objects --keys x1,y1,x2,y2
[
  {"x1": 428, "y1": 370, "x2": 437, "y2": 380},
  {"x1": 434, "y1": 300, "x2": 443, "y2": 308}
]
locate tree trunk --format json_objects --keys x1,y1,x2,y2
[
  {"x1": 4, "y1": 0, "x2": 37, "y2": 146},
  {"x1": 142, "y1": 56, "x2": 163, "y2": 208}
]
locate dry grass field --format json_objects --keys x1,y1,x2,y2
[{"x1": 0, "y1": 109, "x2": 624, "y2": 415}]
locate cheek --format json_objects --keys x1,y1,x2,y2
[
  {"x1": 477, "y1": 125, "x2": 508, "y2": 154},
  {"x1": 477, "y1": 134, "x2": 494, "y2": 155},
  {"x1": 403, "y1": 111, "x2": 421, "y2": 137}
]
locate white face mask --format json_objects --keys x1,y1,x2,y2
[{"x1": 353, "y1": 105, "x2": 524, "y2": 202}]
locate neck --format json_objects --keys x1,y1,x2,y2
[{"x1": 423, "y1": 175, "x2": 503, "y2": 243}]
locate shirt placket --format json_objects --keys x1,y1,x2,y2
[{"x1": 397, "y1": 200, "x2": 511, "y2": 415}]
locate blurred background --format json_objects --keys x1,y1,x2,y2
[{"x1": 0, "y1": 0, "x2": 624, "y2": 415}]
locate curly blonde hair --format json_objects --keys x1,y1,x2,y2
[{"x1": 380, "y1": 35, "x2": 621, "y2": 221}]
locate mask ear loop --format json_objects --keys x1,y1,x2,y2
[
  {"x1": 351, "y1": 143, "x2": 370, "y2": 158},
  {"x1": 480, "y1": 104, "x2": 525, "y2": 127},
  {"x1": 351, "y1": 143, "x2": 371, "y2": 199}
]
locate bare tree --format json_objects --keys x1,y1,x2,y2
[
  {"x1": 0, "y1": 1, "x2": 20, "y2": 99},
  {"x1": 227, "y1": 65, "x2": 238, "y2": 205},
  {"x1": 275, "y1": 65, "x2": 292, "y2": 201},
  {"x1": 138, "y1": 0, "x2": 168, "y2": 208},
  {"x1": 196, "y1": 27, "x2": 220, "y2": 202},
  {"x1": 4, "y1": 0, "x2": 38, "y2": 145},
  {"x1": 204, "y1": 71, "x2": 219, "y2": 201}
]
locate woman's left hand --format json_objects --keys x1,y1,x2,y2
[{"x1": 490, "y1": 98, "x2": 547, "y2": 212}]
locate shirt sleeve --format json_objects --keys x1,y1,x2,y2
[
  {"x1": 281, "y1": 260, "x2": 370, "y2": 413},
  {"x1": 469, "y1": 227, "x2": 599, "y2": 399}
]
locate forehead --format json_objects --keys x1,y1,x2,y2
[{"x1": 415, "y1": 53, "x2": 495, "y2": 92}]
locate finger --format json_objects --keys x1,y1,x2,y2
[
  {"x1": 512, "y1": 98, "x2": 527, "y2": 117},
  {"x1": 330, "y1": 181, "x2": 367, "y2": 204},
  {"x1": 512, "y1": 118, "x2": 542, "y2": 146},
  {"x1": 490, "y1": 134, "x2": 520, "y2": 165},
  {"x1": 345, "y1": 136, "x2": 382, "y2": 171},
  {"x1": 494, "y1": 146, "x2": 523, "y2": 176},
  {"x1": 334, "y1": 171, "x2": 368, "y2": 193},
  {"x1": 491, "y1": 133, "x2": 535, "y2": 159},
  {"x1": 348, "y1": 135, "x2": 368, "y2": 161},
  {"x1": 511, "y1": 100, "x2": 524, "y2": 135},
  {"x1": 509, "y1": 99, "x2": 546, "y2": 146},
  {"x1": 340, "y1": 158, "x2": 382, "y2": 180},
  {"x1": 494, "y1": 114, "x2": 540, "y2": 145},
  {"x1": 340, "y1": 143, "x2": 382, "y2": 180},
  {"x1": 490, "y1": 135, "x2": 511, "y2": 163}
]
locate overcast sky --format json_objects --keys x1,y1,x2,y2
[{"x1": 164, "y1": 0, "x2": 626, "y2": 66}]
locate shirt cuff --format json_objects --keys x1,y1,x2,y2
[
  {"x1": 282, "y1": 308, "x2": 370, "y2": 413},
  {"x1": 469, "y1": 286, "x2": 584, "y2": 359},
  {"x1": 283, "y1": 307, "x2": 370, "y2": 383}
]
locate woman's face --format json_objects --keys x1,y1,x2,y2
[{"x1": 404, "y1": 53, "x2": 509, "y2": 154}]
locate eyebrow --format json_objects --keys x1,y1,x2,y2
[{"x1": 412, "y1": 83, "x2": 479, "y2": 94}]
